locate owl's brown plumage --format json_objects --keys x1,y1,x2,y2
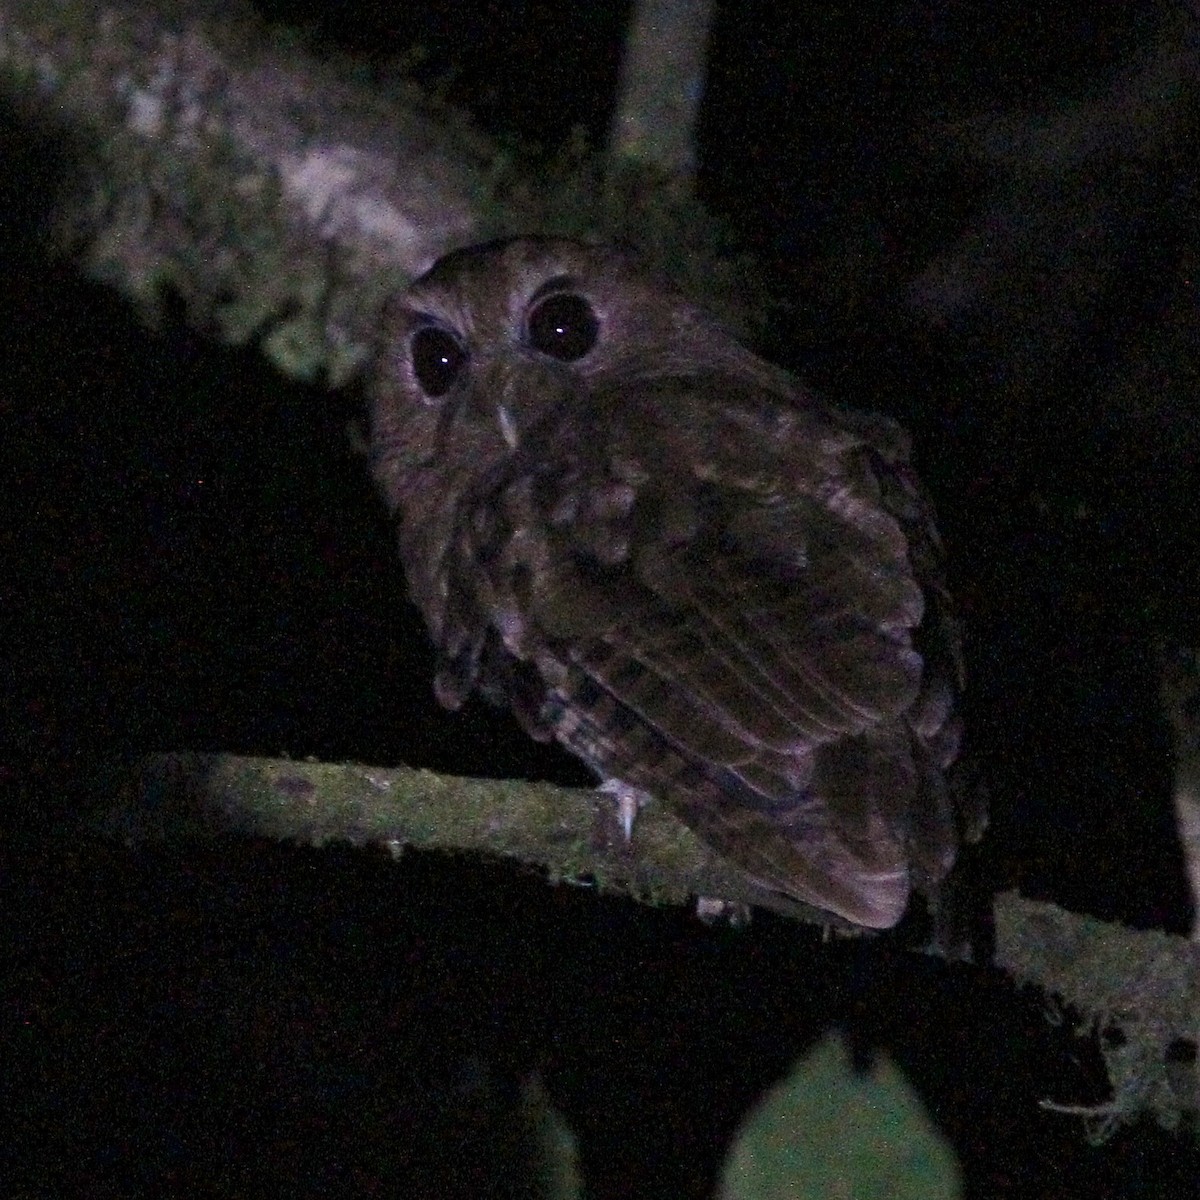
[{"x1": 370, "y1": 236, "x2": 978, "y2": 928}]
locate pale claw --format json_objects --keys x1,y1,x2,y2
[
  {"x1": 695, "y1": 897, "x2": 752, "y2": 927},
  {"x1": 597, "y1": 779, "x2": 650, "y2": 842}
]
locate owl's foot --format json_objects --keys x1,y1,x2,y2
[
  {"x1": 695, "y1": 897, "x2": 753, "y2": 926},
  {"x1": 597, "y1": 779, "x2": 652, "y2": 842}
]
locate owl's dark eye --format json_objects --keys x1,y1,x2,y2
[
  {"x1": 410, "y1": 326, "x2": 467, "y2": 398},
  {"x1": 526, "y1": 292, "x2": 599, "y2": 362}
]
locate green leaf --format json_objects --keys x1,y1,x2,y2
[
  {"x1": 521, "y1": 1075, "x2": 583, "y2": 1200},
  {"x1": 719, "y1": 1033, "x2": 961, "y2": 1200}
]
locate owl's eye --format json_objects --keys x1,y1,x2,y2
[
  {"x1": 525, "y1": 292, "x2": 599, "y2": 362},
  {"x1": 410, "y1": 326, "x2": 467, "y2": 398}
]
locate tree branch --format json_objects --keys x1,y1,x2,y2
[
  {"x1": 101, "y1": 751, "x2": 1200, "y2": 1135},
  {"x1": 0, "y1": 0, "x2": 749, "y2": 388},
  {"x1": 1, "y1": 0, "x2": 494, "y2": 385},
  {"x1": 107, "y1": 751, "x2": 857, "y2": 930},
  {"x1": 610, "y1": 0, "x2": 715, "y2": 179}
]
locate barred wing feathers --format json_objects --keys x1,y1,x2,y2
[{"x1": 441, "y1": 380, "x2": 962, "y2": 928}]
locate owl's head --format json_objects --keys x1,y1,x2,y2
[{"x1": 370, "y1": 238, "x2": 790, "y2": 497}]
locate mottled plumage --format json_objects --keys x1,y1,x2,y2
[{"x1": 370, "y1": 237, "x2": 979, "y2": 928}]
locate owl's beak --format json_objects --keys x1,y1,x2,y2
[
  {"x1": 477, "y1": 350, "x2": 574, "y2": 455},
  {"x1": 493, "y1": 402, "x2": 520, "y2": 452}
]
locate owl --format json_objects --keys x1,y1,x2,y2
[{"x1": 370, "y1": 237, "x2": 977, "y2": 929}]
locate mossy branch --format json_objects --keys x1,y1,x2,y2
[
  {"x1": 105, "y1": 750, "x2": 1200, "y2": 1138},
  {"x1": 0, "y1": 0, "x2": 751, "y2": 388}
]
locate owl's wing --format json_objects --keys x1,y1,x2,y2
[{"x1": 459, "y1": 380, "x2": 961, "y2": 927}]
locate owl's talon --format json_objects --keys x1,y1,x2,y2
[
  {"x1": 695, "y1": 897, "x2": 752, "y2": 926},
  {"x1": 597, "y1": 779, "x2": 649, "y2": 843}
]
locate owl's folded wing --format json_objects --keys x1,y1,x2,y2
[
  {"x1": 514, "y1": 398, "x2": 958, "y2": 926},
  {"x1": 532, "y1": 390, "x2": 929, "y2": 756}
]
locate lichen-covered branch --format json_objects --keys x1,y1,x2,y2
[
  {"x1": 0, "y1": 0, "x2": 750, "y2": 387},
  {"x1": 0, "y1": 1, "x2": 501, "y2": 385},
  {"x1": 108, "y1": 751, "x2": 855, "y2": 930},
  {"x1": 104, "y1": 751, "x2": 1200, "y2": 1135},
  {"x1": 995, "y1": 893, "x2": 1200, "y2": 1139}
]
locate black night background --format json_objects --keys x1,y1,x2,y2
[{"x1": 3, "y1": 2, "x2": 1199, "y2": 1195}]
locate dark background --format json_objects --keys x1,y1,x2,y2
[{"x1": 3, "y1": 1, "x2": 1199, "y2": 1195}]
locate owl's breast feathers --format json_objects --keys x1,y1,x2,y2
[{"x1": 424, "y1": 378, "x2": 972, "y2": 928}]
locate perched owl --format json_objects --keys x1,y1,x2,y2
[{"x1": 370, "y1": 237, "x2": 977, "y2": 929}]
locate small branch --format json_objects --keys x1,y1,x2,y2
[
  {"x1": 906, "y1": 3, "x2": 1200, "y2": 432},
  {"x1": 610, "y1": 0, "x2": 715, "y2": 180},
  {"x1": 995, "y1": 892, "x2": 1200, "y2": 1137},
  {"x1": 1159, "y1": 643, "x2": 1200, "y2": 940},
  {"x1": 110, "y1": 751, "x2": 855, "y2": 930}
]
